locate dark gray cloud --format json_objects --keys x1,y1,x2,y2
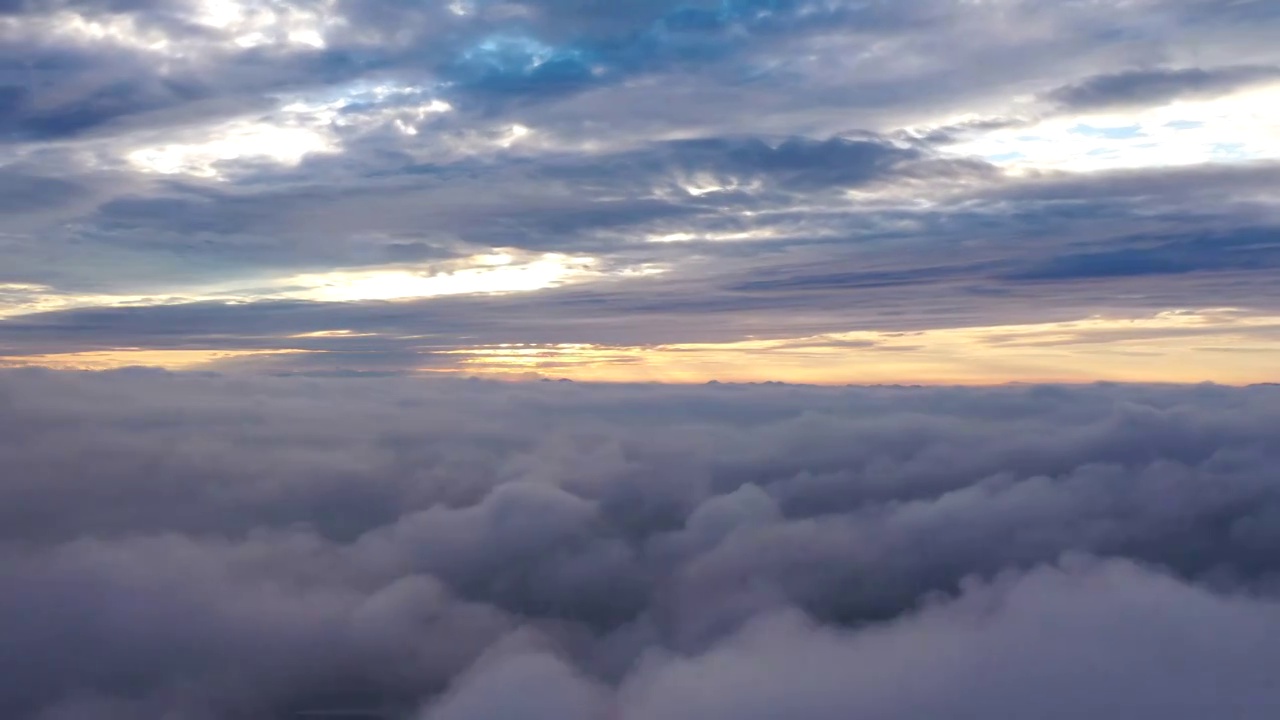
[
  {"x1": 1004, "y1": 226, "x2": 1280, "y2": 281},
  {"x1": 1045, "y1": 65, "x2": 1280, "y2": 111},
  {"x1": 4, "y1": 372, "x2": 1280, "y2": 717}
]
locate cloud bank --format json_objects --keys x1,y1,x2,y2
[{"x1": 6, "y1": 370, "x2": 1280, "y2": 718}]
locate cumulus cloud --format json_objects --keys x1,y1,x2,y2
[
  {"x1": 620, "y1": 558, "x2": 1280, "y2": 720},
  {"x1": 5, "y1": 370, "x2": 1280, "y2": 717}
]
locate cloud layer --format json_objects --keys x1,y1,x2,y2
[
  {"x1": 6, "y1": 370, "x2": 1280, "y2": 718},
  {"x1": 1, "y1": 0, "x2": 1279, "y2": 380}
]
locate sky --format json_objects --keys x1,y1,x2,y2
[
  {"x1": 1, "y1": 0, "x2": 1279, "y2": 382},
  {"x1": 7, "y1": 371, "x2": 1280, "y2": 718}
]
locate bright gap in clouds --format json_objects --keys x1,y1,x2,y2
[
  {"x1": 0, "y1": 283, "x2": 222, "y2": 319},
  {"x1": 124, "y1": 84, "x2": 455, "y2": 176},
  {"x1": 281, "y1": 253, "x2": 600, "y2": 302},
  {"x1": 194, "y1": 0, "x2": 334, "y2": 49},
  {"x1": 954, "y1": 83, "x2": 1280, "y2": 171},
  {"x1": 1, "y1": 0, "x2": 337, "y2": 54},
  {"x1": 127, "y1": 120, "x2": 337, "y2": 177},
  {"x1": 0, "y1": 250, "x2": 634, "y2": 337}
]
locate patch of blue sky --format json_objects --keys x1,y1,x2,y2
[
  {"x1": 442, "y1": 33, "x2": 599, "y2": 95},
  {"x1": 273, "y1": 80, "x2": 445, "y2": 119},
  {"x1": 435, "y1": 0, "x2": 828, "y2": 98},
  {"x1": 1068, "y1": 123, "x2": 1146, "y2": 139},
  {"x1": 461, "y1": 34, "x2": 569, "y2": 73},
  {"x1": 1211, "y1": 142, "x2": 1249, "y2": 159},
  {"x1": 662, "y1": 0, "x2": 798, "y2": 31},
  {"x1": 986, "y1": 151, "x2": 1026, "y2": 162}
]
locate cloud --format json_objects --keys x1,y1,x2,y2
[
  {"x1": 1004, "y1": 227, "x2": 1280, "y2": 281},
  {"x1": 5, "y1": 372, "x2": 1280, "y2": 716},
  {"x1": 420, "y1": 647, "x2": 609, "y2": 720},
  {"x1": 0, "y1": 168, "x2": 85, "y2": 214},
  {"x1": 3, "y1": 5, "x2": 1280, "y2": 714},
  {"x1": 1044, "y1": 65, "x2": 1280, "y2": 112},
  {"x1": 2, "y1": 0, "x2": 1279, "y2": 381},
  {"x1": 620, "y1": 557, "x2": 1280, "y2": 720}
]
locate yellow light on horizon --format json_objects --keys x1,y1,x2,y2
[
  {"x1": 4, "y1": 309, "x2": 1278, "y2": 384},
  {"x1": 0, "y1": 349, "x2": 312, "y2": 371},
  {"x1": 282, "y1": 253, "x2": 598, "y2": 302},
  {"x1": 439, "y1": 309, "x2": 1280, "y2": 385}
]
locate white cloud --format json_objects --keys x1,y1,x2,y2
[
  {"x1": 127, "y1": 119, "x2": 337, "y2": 176},
  {"x1": 194, "y1": 0, "x2": 340, "y2": 50},
  {"x1": 279, "y1": 252, "x2": 600, "y2": 302},
  {"x1": 951, "y1": 83, "x2": 1280, "y2": 172}
]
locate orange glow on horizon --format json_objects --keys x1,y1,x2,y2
[
  {"x1": 430, "y1": 309, "x2": 1280, "y2": 385},
  {"x1": 3, "y1": 309, "x2": 1278, "y2": 385},
  {"x1": 0, "y1": 349, "x2": 313, "y2": 371}
]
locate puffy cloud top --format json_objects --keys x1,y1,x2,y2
[{"x1": 4, "y1": 370, "x2": 1280, "y2": 717}]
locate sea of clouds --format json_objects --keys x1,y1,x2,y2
[{"x1": 4, "y1": 369, "x2": 1280, "y2": 719}]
